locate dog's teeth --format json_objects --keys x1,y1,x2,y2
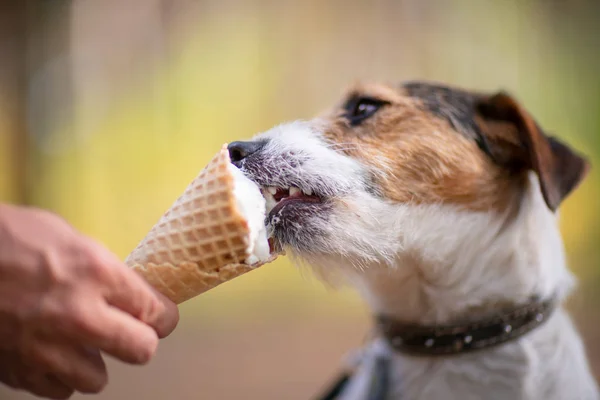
[
  {"x1": 262, "y1": 188, "x2": 275, "y2": 199},
  {"x1": 289, "y1": 187, "x2": 301, "y2": 196},
  {"x1": 265, "y1": 195, "x2": 277, "y2": 212},
  {"x1": 304, "y1": 188, "x2": 313, "y2": 196},
  {"x1": 267, "y1": 187, "x2": 277, "y2": 195}
]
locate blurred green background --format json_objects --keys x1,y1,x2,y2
[{"x1": 0, "y1": 1, "x2": 598, "y2": 399}]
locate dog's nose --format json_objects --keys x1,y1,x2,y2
[{"x1": 227, "y1": 141, "x2": 264, "y2": 163}]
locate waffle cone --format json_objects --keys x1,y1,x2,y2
[{"x1": 125, "y1": 145, "x2": 278, "y2": 304}]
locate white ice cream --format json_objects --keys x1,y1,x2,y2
[{"x1": 228, "y1": 163, "x2": 271, "y2": 265}]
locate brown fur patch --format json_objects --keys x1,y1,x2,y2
[{"x1": 318, "y1": 83, "x2": 524, "y2": 212}]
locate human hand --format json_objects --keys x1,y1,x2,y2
[{"x1": 0, "y1": 204, "x2": 179, "y2": 399}]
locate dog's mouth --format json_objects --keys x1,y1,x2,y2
[
  {"x1": 260, "y1": 185, "x2": 323, "y2": 217},
  {"x1": 235, "y1": 136, "x2": 344, "y2": 248}
]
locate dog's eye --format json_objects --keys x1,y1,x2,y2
[{"x1": 345, "y1": 97, "x2": 387, "y2": 125}]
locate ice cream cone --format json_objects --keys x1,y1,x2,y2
[{"x1": 125, "y1": 145, "x2": 278, "y2": 304}]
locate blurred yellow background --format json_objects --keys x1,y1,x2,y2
[{"x1": 1, "y1": 1, "x2": 599, "y2": 399}]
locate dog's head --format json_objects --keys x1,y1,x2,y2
[{"x1": 230, "y1": 81, "x2": 590, "y2": 271}]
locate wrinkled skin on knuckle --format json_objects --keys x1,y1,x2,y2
[
  {"x1": 69, "y1": 241, "x2": 111, "y2": 283},
  {"x1": 141, "y1": 291, "x2": 180, "y2": 339},
  {"x1": 141, "y1": 293, "x2": 166, "y2": 326},
  {"x1": 38, "y1": 295, "x2": 66, "y2": 328},
  {"x1": 39, "y1": 244, "x2": 76, "y2": 289}
]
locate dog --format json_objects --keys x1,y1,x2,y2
[{"x1": 227, "y1": 81, "x2": 598, "y2": 400}]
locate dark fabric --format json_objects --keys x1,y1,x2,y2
[
  {"x1": 316, "y1": 355, "x2": 392, "y2": 400},
  {"x1": 316, "y1": 372, "x2": 352, "y2": 400},
  {"x1": 367, "y1": 356, "x2": 391, "y2": 400}
]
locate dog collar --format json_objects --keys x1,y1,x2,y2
[{"x1": 377, "y1": 296, "x2": 556, "y2": 356}]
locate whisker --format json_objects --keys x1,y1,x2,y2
[
  {"x1": 324, "y1": 142, "x2": 362, "y2": 153},
  {"x1": 325, "y1": 142, "x2": 361, "y2": 148}
]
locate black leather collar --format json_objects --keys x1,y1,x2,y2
[{"x1": 377, "y1": 296, "x2": 556, "y2": 356}]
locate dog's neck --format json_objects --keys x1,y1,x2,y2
[
  {"x1": 317, "y1": 173, "x2": 598, "y2": 399},
  {"x1": 341, "y1": 173, "x2": 574, "y2": 326}
]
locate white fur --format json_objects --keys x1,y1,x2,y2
[
  {"x1": 253, "y1": 120, "x2": 369, "y2": 198},
  {"x1": 333, "y1": 175, "x2": 598, "y2": 399},
  {"x1": 248, "y1": 121, "x2": 599, "y2": 399}
]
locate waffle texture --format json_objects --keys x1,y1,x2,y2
[{"x1": 125, "y1": 145, "x2": 276, "y2": 304}]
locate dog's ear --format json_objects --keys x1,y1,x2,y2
[{"x1": 474, "y1": 92, "x2": 590, "y2": 211}]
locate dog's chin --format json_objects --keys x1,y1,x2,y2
[{"x1": 267, "y1": 199, "x2": 332, "y2": 254}]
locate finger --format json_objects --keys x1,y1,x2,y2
[
  {"x1": 81, "y1": 237, "x2": 177, "y2": 337},
  {"x1": 21, "y1": 373, "x2": 74, "y2": 400},
  {"x1": 25, "y1": 340, "x2": 107, "y2": 394},
  {"x1": 41, "y1": 294, "x2": 159, "y2": 365},
  {"x1": 151, "y1": 290, "x2": 180, "y2": 338},
  {"x1": 105, "y1": 263, "x2": 179, "y2": 338},
  {"x1": 56, "y1": 300, "x2": 159, "y2": 364},
  {"x1": 96, "y1": 306, "x2": 159, "y2": 364},
  {"x1": 0, "y1": 356, "x2": 21, "y2": 389},
  {"x1": 0, "y1": 353, "x2": 74, "y2": 400}
]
